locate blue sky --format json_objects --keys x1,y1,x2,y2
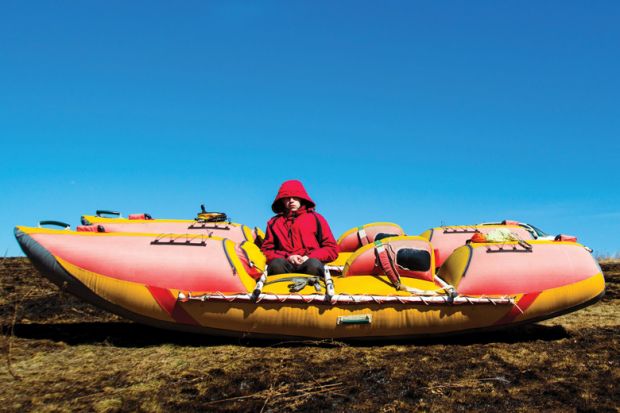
[{"x1": 1, "y1": 1, "x2": 619, "y2": 256}]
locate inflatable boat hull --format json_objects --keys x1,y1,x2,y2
[
  {"x1": 15, "y1": 226, "x2": 605, "y2": 340},
  {"x1": 421, "y1": 222, "x2": 540, "y2": 267},
  {"x1": 80, "y1": 215, "x2": 259, "y2": 244}
]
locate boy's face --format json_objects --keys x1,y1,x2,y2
[{"x1": 283, "y1": 197, "x2": 302, "y2": 212}]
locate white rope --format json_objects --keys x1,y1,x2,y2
[{"x1": 182, "y1": 293, "x2": 515, "y2": 306}]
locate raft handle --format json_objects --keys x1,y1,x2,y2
[
  {"x1": 38, "y1": 220, "x2": 71, "y2": 230},
  {"x1": 443, "y1": 227, "x2": 477, "y2": 234},
  {"x1": 151, "y1": 234, "x2": 207, "y2": 247},
  {"x1": 151, "y1": 239, "x2": 207, "y2": 247},
  {"x1": 188, "y1": 223, "x2": 231, "y2": 230},
  {"x1": 96, "y1": 210, "x2": 121, "y2": 218},
  {"x1": 486, "y1": 241, "x2": 533, "y2": 253},
  {"x1": 337, "y1": 315, "x2": 372, "y2": 325}
]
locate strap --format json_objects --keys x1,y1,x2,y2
[
  {"x1": 374, "y1": 240, "x2": 402, "y2": 289},
  {"x1": 375, "y1": 241, "x2": 453, "y2": 296},
  {"x1": 357, "y1": 227, "x2": 370, "y2": 246},
  {"x1": 312, "y1": 212, "x2": 323, "y2": 243},
  {"x1": 268, "y1": 219, "x2": 282, "y2": 251},
  {"x1": 265, "y1": 276, "x2": 322, "y2": 293}
]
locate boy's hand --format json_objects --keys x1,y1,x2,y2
[
  {"x1": 288, "y1": 255, "x2": 309, "y2": 265},
  {"x1": 288, "y1": 255, "x2": 303, "y2": 265}
]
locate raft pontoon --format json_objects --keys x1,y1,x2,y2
[{"x1": 15, "y1": 219, "x2": 604, "y2": 340}]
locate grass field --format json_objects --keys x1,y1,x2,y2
[{"x1": 1, "y1": 258, "x2": 618, "y2": 412}]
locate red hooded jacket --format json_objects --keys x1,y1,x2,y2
[{"x1": 261, "y1": 180, "x2": 339, "y2": 263}]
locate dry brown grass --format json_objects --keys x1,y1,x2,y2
[{"x1": 0, "y1": 258, "x2": 618, "y2": 412}]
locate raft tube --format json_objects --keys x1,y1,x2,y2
[
  {"x1": 420, "y1": 220, "x2": 553, "y2": 268},
  {"x1": 337, "y1": 222, "x2": 404, "y2": 252},
  {"x1": 15, "y1": 226, "x2": 604, "y2": 340},
  {"x1": 80, "y1": 213, "x2": 263, "y2": 244}
]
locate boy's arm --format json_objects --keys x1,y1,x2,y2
[
  {"x1": 307, "y1": 214, "x2": 339, "y2": 262},
  {"x1": 260, "y1": 219, "x2": 288, "y2": 262}
]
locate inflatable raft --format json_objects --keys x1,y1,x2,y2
[
  {"x1": 78, "y1": 211, "x2": 551, "y2": 269},
  {"x1": 74, "y1": 209, "x2": 264, "y2": 244},
  {"x1": 15, "y1": 222, "x2": 605, "y2": 340},
  {"x1": 420, "y1": 220, "x2": 560, "y2": 268}
]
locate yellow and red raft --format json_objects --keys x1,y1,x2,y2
[
  {"x1": 14, "y1": 220, "x2": 604, "y2": 340},
  {"x1": 78, "y1": 210, "x2": 264, "y2": 244}
]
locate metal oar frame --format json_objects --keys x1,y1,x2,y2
[
  {"x1": 179, "y1": 292, "x2": 515, "y2": 306},
  {"x1": 178, "y1": 265, "x2": 515, "y2": 307}
]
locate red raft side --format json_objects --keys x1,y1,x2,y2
[
  {"x1": 343, "y1": 236, "x2": 435, "y2": 283},
  {"x1": 439, "y1": 240, "x2": 602, "y2": 296},
  {"x1": 79, "y1": 216, "x2": 253, "y2": 244},
  {"x1": 128, "y1": 213, "x2": 151, "y2": 220},
  {"x1": 26, "y1": 230, "x2": 250, "y2": 292},
  {"x1": 337, "y1": 222, "x2": 405, "y2": 253},
  {"x1": 420, "y1": 224, "x2": 535, "y2": 268}
]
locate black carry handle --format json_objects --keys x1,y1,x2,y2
[
  {"x1": 96, "y1": 210, "x2": 121, "y2": 217},
  {"x1": 39, "y1": 220, "x2": 71, "y2": 229}
]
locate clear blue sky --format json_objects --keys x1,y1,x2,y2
[{"x1": 1, "y1": 1, "x2": 619, "y2": 257}]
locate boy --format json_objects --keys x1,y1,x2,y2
[{"x1": 261, "y1": 180, "x2": 338, "y2": 276}]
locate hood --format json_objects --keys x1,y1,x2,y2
[{"x1": 271, "y1": 180, "x2": 316, "y2": 213}]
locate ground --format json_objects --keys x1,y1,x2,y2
[{"x1": 1, "y1": 258, "x2": 618, "y2": 412}]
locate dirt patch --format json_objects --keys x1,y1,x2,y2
[{"x1": 1, "y1": 258, "x2": 618, "y2": 412}]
